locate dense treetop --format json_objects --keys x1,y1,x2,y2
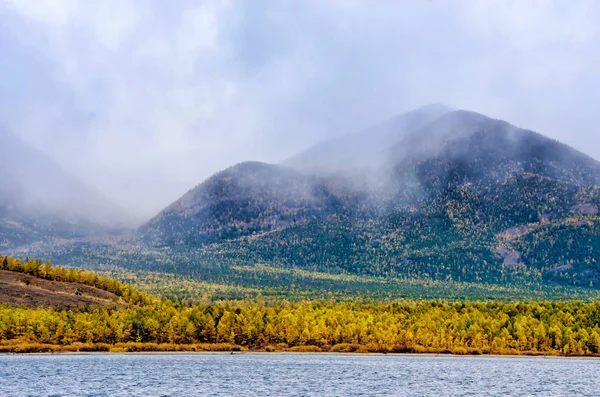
[{"x1": 1, "y1": 260, "x2": 600, "y2": 356}]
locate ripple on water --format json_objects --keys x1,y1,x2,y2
[{"x1": 1, "y1": 354, "x2": 599, "y2": 397}]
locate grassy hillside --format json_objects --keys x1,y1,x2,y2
[
  {"x1": 0, "y1": 269, "x2": 129, "y2": 310},
  {"x1": 0, "y1": 254, "x2": 154, "y2": 308}
]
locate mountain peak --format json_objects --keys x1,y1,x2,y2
[
  {"x1": 137, "y1": 105, "x2": 600, "y2": 289},
  {"x1": 412, "y1": 103, "x2": 454, "y2": 115},
  {"x1": 284, "y1": 104, "x2": 453, "y2": 173}
]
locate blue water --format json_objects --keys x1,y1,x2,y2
[{"x1": 1, "y1": 353, "x2": 599, "y2": 396}]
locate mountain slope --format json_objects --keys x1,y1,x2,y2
[
  {"x1": 0, "y1": 129, "x2": 127, "y2": 248},
  {"x1": 140, "y1": 161, "x2": 366, "y2": 246},
  {"x1": 284, "y1": 104, "x2": 452, "y2": 173},
  {"x1": 0, "y1": 269, "x2": 127, "y2": 310},
  {"x1": 141, "y1": 107, "x2": 600, "y2": 289}
]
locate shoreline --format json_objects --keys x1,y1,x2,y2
[{"x1": 2, "y1": 350, "x2": 599, "y2": 360}]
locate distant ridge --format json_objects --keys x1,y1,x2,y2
[{"x1": 0, "y1": 128, "x2": 129, "y2": 248}]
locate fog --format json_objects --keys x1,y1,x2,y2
[{"x1": 1, "y1": 0, "x2": 599, "y2": 221}]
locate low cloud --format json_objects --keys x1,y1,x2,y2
[{"x1": 1, "y1": 0, "x2": 599, "y2": 219}]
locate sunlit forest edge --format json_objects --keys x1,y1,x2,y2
[{"x1": 1, "y1": 255, "x2": 600, "y2": 356}]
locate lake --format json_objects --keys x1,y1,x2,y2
[{"x1": 1, "y1": 353, "x2": 599, "y2": 396}]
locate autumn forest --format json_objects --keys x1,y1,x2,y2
[{"x1": 2, "y1": 255, "x2": 600, "y2": 356}]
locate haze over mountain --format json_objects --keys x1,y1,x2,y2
[
  {"x1": 0, "y1": 128, "x2": 128, "y2": 249},
  {"x1": 284, "y1": 104, "x2": 453, "y2": 173},
  {"x1": 2, "y1": 1, "x2": 600, "y2": 219},
  {"x1": 139, "y1": 106, "x2": 600, "y2": 289}
]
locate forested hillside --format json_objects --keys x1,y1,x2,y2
[
  {"x1": 4, "y1": 106, "x2": 600, "y2": 300},
  {"x1": 2, "y1": 256, "x2": 600, "y2": 356},
  {"x1": 137, "y1": 107, "x2": 600, "y2": 291}
]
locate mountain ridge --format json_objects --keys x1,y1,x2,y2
[
  {"x1": 137, "y1": 106, "x2": 600, "y2": 289},
  {"x1": 0, "y1": 128, "x2": 129, "y2": 249},
  {"x1": 283, "y1": 104, "x2": 453, "y2": 173},
  {"x1": 3, "y1": 105, "x2": 600, "y2": 296}
]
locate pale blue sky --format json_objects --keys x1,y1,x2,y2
[{"x1": 1, "y1": 0, "x2": 599, "y2": 218}]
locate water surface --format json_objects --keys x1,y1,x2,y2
[{"x1": 1, "y1": 353, "x2": 598, "y2": 396}]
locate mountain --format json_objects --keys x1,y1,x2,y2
[
  {"x1": 139, "y1": 161, "x2": 366, "y2": 246},
  {"x1": 284, "y1": 103, "x2": 452, "y2": 173},
  {"x1": 0, "y1": 129, "x2": 127, "y2": 248},
  {"x1": 138, "y1": 106, "x2": 600, "y2": 290}
]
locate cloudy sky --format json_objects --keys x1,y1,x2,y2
[{"x1": 1, "y1": 0, "x2": 599, "y2": 219}]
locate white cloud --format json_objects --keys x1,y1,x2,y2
[
  {"x1": 5, "y1": 0, "x2": 78, "y2": 27},
  {"x1": 1, "y1": 0, "x2": 600, "y2": 219}
]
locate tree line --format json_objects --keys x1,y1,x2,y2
[
  {"x1": 1, "y1": 255, "x2": 600, "y2": 355},
  {"x1": 1, "y1": 299, "x2": 600, "y2": 355}
]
